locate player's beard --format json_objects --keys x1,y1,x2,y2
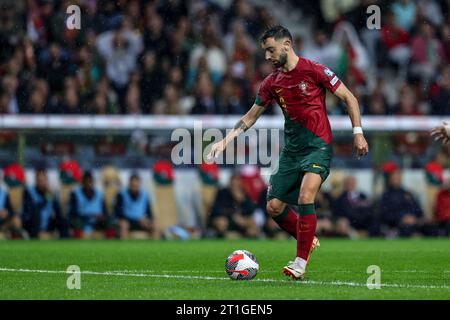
[{"x1": 273, "y1": 52, "x2": 287, "y2": 68}]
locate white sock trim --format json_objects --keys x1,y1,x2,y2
[{"x1": 295, "y1": 257, "x2": 307, "y2": 270}]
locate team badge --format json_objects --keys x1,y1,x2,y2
[{"x1": 299, "y1": 81, "x2": 309, "y2": 95}]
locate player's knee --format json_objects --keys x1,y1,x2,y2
[
  {"x1": 298, "y1": 191, "x2": 315, "y2": 204},
  {"x1": 266, "y1": 201, "x2": 284, "y2": 217}
]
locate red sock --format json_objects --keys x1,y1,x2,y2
[
  {"x1": 273, "y1": 207, "x2": 298, "y2": 239},
  {"x1": 297, "y1": 204, "x2": 317, "y2": 260}
]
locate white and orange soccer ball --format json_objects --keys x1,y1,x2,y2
[{"x1": 225, "y1": 250, "x2": 259, "y2": 280}]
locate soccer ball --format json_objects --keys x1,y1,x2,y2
[{"x1": 225, "y1": 250, "x2": 259, "y2": 280}]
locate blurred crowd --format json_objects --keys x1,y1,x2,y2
[
  {"x1": 210, "y1": 163, "x2": 450, "y2": 240},
  {"x1": 0, "y1": 0, "x2": 448, "y2": 116},
  {"x1": 1, "y1": 160, "x2": 450, "y2": 240}
]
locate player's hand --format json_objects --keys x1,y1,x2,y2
[
  {"x1": 354, "y1": 134, "x2": 369, "y2": 159},
  {"x1": 430, "y1": 121, "x2": 450, "y2": 145},
  {"x1": 207, "y1": 140, "x2": 226, "y2": 161}
]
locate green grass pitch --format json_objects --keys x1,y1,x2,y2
[{"x1": 0, "y1": 239, "x2": 449, "y2": 300}]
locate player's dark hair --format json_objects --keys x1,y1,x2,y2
[
  {"x1": 83, "y1": 170, "x2": 93, "y2": 181},
  {"x1": 35, "y1": 168, "x2": 47, "y2": 177},
  {"x1": 129, "y1": 172, "x2": 140, "y2": 182},
  {"x1": 259, "y1": 25, "x2": 293, "y2": 44}
]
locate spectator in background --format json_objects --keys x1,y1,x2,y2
[
  {"x1": 315, "y1": 190, "x2": 335, "y2": 237},
  {"x1": 74, "y1": 45, "x2": 101, "y2": 96},
  {"x1": 167, "y1": 66, "x2": 185, "y2": 90},
  {"x1": 21, "y1": 79, "x2": 49, "y2": 114},
  {"x1": 216, "y1": 77, "x2": 245, "y2": 114},
  {"x1": 333, "y1": 176, "x2": 377, "y2": 238},
  {"x1": 37, "y1": 42, "x2": 70, "y2": 94},
  {"x1": 70, "y1": 171, "x2": 107, "y2": 238},
  {"x1": 115, "y1": 174, "x2": 153, "y2": 239},
  {"x1": 1, "y1": 75, "x2": 19, "y2": 114},
  {"x1": 434, "y1": 178, "x2": 450, "y2": 236},
  {"x1": 302, "y1": 30, "x2": 340, "y2": 71},
  {"x1": 391, "y1": 0, "x2": 417, "y2": 32},
  {"x1": 0, "y1": 177, "x2": 20, "y2": 238},
  {"x1": 441, "y1": 24, "x2": 450, "y2": 64},
  {"x1": 366, "y1": 94, "x2": 387, "y2": 115},
  {"x1": 152, "y1": 83, "x2": 183, "y2": 115},
  {"x1": 22, "y1": 169, "x2": 69, "y2": 239},
  {"x1": 379, "y1": 170, "x2": 424, "y2": 237},
  {"x1": 87, "y1": 91, "x2": 111, "y2": 115},
  {"x1": 0, "y1": 91, "x2": 10, "y2": 114},
  {"x1": 167, "y1": 30, "x2": 190, "y2": 71},
  {"x1": 95, "y1": 76, "x2": 119, "y2": 114},
  {"x1": 431, "y1": 66, "x2": 450, "y2": 115},
  {"x1": 186, "y1": 55, "x2": 210, "y2": 92},
  {"x1": 139, "y1": 51, "x2": 164, "y2": 113},
  {"x1": 209, "y1": 173, "x2": 258, "y2": 238},
  {"x1": 188, "y1": 30, "x2": 227, "y2": 87},
  {"x1": 143, "y1": 13, "x2": 167, "y2": 59},
  {"x1": 394, "y1": 85, "x2": 422, "y2": 115},
  {"x1": 380, "y1": 10, "x2": 411, "y2": 76},
  {"x1": 125, "y1": 83, "x2": 142, "y2": 114},
  {"x1": 96, "y1": 22, "x2": 143, "y2": 113},
  {"x1": 57, "y1": 83, "x2": 83, "y2": 114},
  {"x1": 223, "y1": 19, "x2": 256, "y2": 80},
  {"x1": 190, "y1": 73, "x2": 217, "y2": 114},
  {"x1": 417, "y1": 0, "x2": 444, "y2": 28},
  {"x1": 410, "y1": 20, "x2": 446, "y2": 85},
  {"x1": 26, "y1": 87, "x2": 48, "y2": 114}
]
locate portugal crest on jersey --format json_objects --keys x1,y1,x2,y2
[{"x1": 299, "y1": 81, "x2": 309, "y2": 95}]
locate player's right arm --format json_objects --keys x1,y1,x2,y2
[
  {"x1": 207, "y1": 75, "x2": 274, "y2": 160},
  {"x1": 207, "y1": 104, "x2": 266, "y2": 160}
]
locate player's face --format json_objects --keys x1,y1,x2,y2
[
  {"x1": 130, "y1": 178, "x2": 140, "y2": 193},
  {"x1": 36, "y1": 172, "x2": 48, "y2": 191},
  {"x1": 262, "y1": 37, "x2": 289, "y2": 68}
]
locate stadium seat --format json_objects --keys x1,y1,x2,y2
[
  {"x1": 8, "y1": 186, "x2": 24, "y2": 218},
  {"x1": 151, "y1": 161, "x2": 178, "y2": 239},
  {"x1": 101, "y1": 166, "x2": 122, "y2": 216},
  {"x1": 151, "y1": 184, "x2": 179, "y2": 239}
]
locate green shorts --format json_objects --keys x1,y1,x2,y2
[{"x1": 267, "y1": 147, "x2": 332, "y2": 205}]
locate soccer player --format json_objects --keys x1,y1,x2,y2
[
  {"x1": 207, "y1": 26, "x2": 369, "y2": 280},
  {"x1": 22, "y1": 169, "x2": 69, "y2": 239},
  {"x1": 115, "y1": 173, "x2": 154, "y2": 239},
  {"x1": 431, "y1": 121, "x2": 450, "y2": 144},
  {"x1": 70, "y1": 171, "x2": 107, "y2": 238}
]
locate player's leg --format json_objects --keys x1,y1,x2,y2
[
  {"x1": 266, "y1": 151, "x2": 302, "y2": 238},
  {"x1": 266, "y1": 198, "x2": 298, "y2": 239},
  {"x1": 296, "y1": 172, "x2": 322, "y2": 265},
  {"x1": 118, "y1": 218, "x2": 130, "y2": 239},
  {"x1": 283, "y1": 172, "x2": 323, "y2": 280}
]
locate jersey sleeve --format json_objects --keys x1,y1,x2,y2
[
  {"x1": 312, "y1": 62, "x2": 342, "y2": 93},
  {"x1": 254, "y1": 75, "x2": 274, "y2": 108}
]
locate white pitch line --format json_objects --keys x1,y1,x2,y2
[
  {"x1": 102, "y1": 269, "x2": 450, "y2": 274},
  {"x1": 0, "y1": 267, "x2": 449, "y2": 290}
]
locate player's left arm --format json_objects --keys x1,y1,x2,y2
[{"x1": 333, "y1": 83, "x2": 369, "y2": 158}]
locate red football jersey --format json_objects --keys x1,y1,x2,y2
[{"x1": 255, "y1": 57, "x2": 341, "y2": 152}]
